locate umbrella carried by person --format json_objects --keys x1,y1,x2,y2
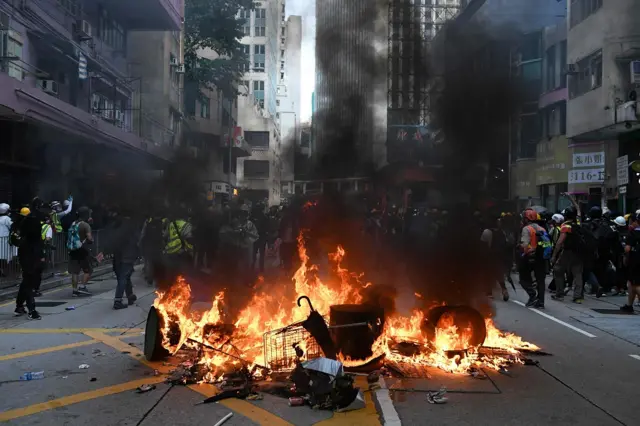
[{"x1": 529, "y1": 206, "x2": 547, "y2": 214}]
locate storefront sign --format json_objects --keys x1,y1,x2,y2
[
  {"x1": 617, "y1": 155, "x2": 629, "y2": 186},
  {"x1": 568, "y1": 168, "x2": 605, "y2": 184},
  {"x1": 573, "y1": 152, "x2": 605, "y2": 168},
  {"x1": 535, "y1": 137, "x2": 569, "y2": 185}
]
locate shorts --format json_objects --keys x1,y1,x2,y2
[{"x1": 68, "y1": 249, "x2": 92, "y2": 274}]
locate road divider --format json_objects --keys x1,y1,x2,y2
[
  {"x1": 512, "y1": 300, "x2": 597, "y2": 338},
  {"x1": 629, "y1": 355, "x2": 640, "y2": 361}
]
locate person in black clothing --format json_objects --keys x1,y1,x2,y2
[
  {"x1": 622, "y1": 213, "x2": 640, "y2": 312},
  {"x1": 251, "y1": 203, "x2": 269, "y2": 273},
  {"x1": 104, "y1": 208, "x2": 140, "y2": 310},
  {"x1": 14, "y1": 198, "x2": 46, "y2": 320}
]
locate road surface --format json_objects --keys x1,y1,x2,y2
[{"x1": 0, "y1": 269, "x2": 638, "y2": 425}]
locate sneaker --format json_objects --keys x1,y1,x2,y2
[
  {"x1": 14, "y1": 306, "x2": 27, "y2": 317},
  {"x1": 551, "y1": 294, "x2": 564, "y2": 301},
  {"x1": 113, "y1": 300, "x2": 128, "y2": 310},
  {"x1": 28, "y1": 310, "x2": 42, "y2": 320},
  {"x1": 33, "y1": 291, "x2": 43, "y2": 297},
  {"x1": 525, "y1": 296, "x2": 537, "y2": 307},
  {"x1": 573, "y1": 298, "x2": 584, "y2": 304},
  {"x1": 620, "y1": 304, "x2": 634, "y2": 313},
  {"x1": 563, "y1": 287, "x2": 571, "y2": 296},
  {"x1": 533, "y1": 302, "x2": 545, "y2": 309},
  {"x1": 127, "y1": 294, "x2": 137, "y2": 305},
  {"x1": 72, "y1": 289, "x2": 92, "y2": 297},
  {"x1": 596, "y1": 288, "x2": 604, "y2": 298}
]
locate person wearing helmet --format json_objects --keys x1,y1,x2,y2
[
  {"x1": 518, "y1": 209, "x2": 549, "y2": 308},
  {"x1": 49, "y1": 195, "x2": 73, "y2": 234},
  {"x1": 585, "y1": 205, "x2": 618, "y2": 297},
  {"x1": 551, "y1": 207, "x2": 585, "y2": 303},
  {"x1": 0, "y1": 203, "x2": 16, "y2": 278},
  {"x1": 612, "y1": 216, "x2": 630, "y2": 296},
  {"x1": 622, "y1": 213, "x2": 640, "y2": 312}
]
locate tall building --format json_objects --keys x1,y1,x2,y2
[
  {"x1": 278, "y1": 15, "x2": 302, "y2": 198},
  {"x1": 235, "y1": 0, "x2": 285, "y2": 206},
  {"x1": 314, "y1": 0, "x2": 388, "y2": 178},
  {"x1": 567, "y1": 0, "x2": 640, "y2": 211},
  {"x1": 0, "y1": 0, "x2": 181, "y2": 206}
]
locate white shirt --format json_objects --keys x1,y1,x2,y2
[{"x1": 0, "y1": 215, "x2": 12, "y2": 238}]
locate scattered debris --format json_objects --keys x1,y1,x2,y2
[
  {"x1": 498, "y1": 367, "x2": 511, "y2": 377},
  {"x1": 121, "y1": 351, "x2": 131, "y2": 355},
  {"x1": 153, "y1": 369, "x2": 160, "y2": 376},
  {"x1": 90, "y1": 377, "x2": 97, "y2": 382},
  {"x1": 426, "y1": 388, "x2": 448, "y2": 404},
  {"x1": 20, "y1": 371, "x2": 44, "y2": 381},
  {"x1": 213, "y1": 413, "x2": 233, "y2": 426},
  {"x1": 136, "y1": 384, "x2": 156, "y2": 393},
  {"x1": 288, "y1": 396, "x2": 305, "y2": 406},
  {"x1": 468, "y1": 367, "x2": 487, "y2": 380},
  {"x1": 65, "y1": 306, "x2": 76, "y2": 311},
  {"x1": 78, "y1": 364, "x2": 90, "y2": 369},
  {"x1": 62, "y1": 376, "x2": 68, "y2": 379},
  {"x1": 246, "y1": 393, "x2": 263, "y2": 401},
  {"x1": 297, "y1": 296, "x2": 337, "y2": 359},
  {"x1": 336, "y1": 390, "x2": 365, "y2": 412}
]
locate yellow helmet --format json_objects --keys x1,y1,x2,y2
[{"x1": 20, "y1": 207, "x2": 31, "y2": 216}]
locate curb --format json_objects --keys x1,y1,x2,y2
[{"x1": 0, "y1": 265, "x2": 114, "y2": 303}]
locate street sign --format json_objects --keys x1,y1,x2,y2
[
  {"x1": 568, "y1": 168, "x2": 605, "y2": 184},
  {"x1": 573, "y1": 152, "x2": 605, "y2": 168},
  {"x1": 617, "y1": 155, "x2": 629, "y2": 186},
  {"x1": 620, "y1": 186, "x2": 627, "y2": 194}
]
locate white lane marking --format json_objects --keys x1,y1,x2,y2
[
  {"x1": 376, "y1": 377, "x2": 402, "y2": 426},
  {"x1": 512, "y1": 300, "x2": 597, "y2": 338},
  {"x1": 630, "y1": 355, "x2": 640, "y2": 361}
]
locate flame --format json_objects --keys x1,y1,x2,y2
[{"x1": 152, "y1": 231, "x2": 540, "y2": 380}]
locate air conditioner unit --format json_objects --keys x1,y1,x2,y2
[
  {"x1": 77, "y1": 20, "x2": 92, "y2": 39},
  {"x1": 37, "y1": 79, "x2": 59, "y2": 96},
  {"x1": 176, "y1": 64, "x2": 185, "y2": 74},
  {"x1": 169, "y1": 57, "x2": 179, "y2": 67}
]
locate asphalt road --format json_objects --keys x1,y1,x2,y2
[{"x1": 0, "y1": 269, "x2": 638, "y2": 425}]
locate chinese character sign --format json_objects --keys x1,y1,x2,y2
[
  {"x1": 568, "y1": 168, "x2": 605, "y2": 184},
  {"x1": 572, "y1": 152, "x2": 605, "y2": 168}
]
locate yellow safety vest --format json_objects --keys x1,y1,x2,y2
[
  {"x1": 51, "y1": 212, "x2": 62, "y2": 233},
  {"x1": 164, "y1": 219, "x2": 193, "y2": 254},
  {"x1": 41, "y1": 222, "x2": 51, "y2": 241}
]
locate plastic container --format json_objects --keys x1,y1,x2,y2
[
  {"x1": 288, "y1": 397, "x2": 304, "y2": 407},
  {"x1": 20, "y1": 371, "x2": 44, "y2": 381}
]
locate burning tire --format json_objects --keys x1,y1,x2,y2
[
  {"x1": 423, "y1": 306, "x2": 487, "y2": 350},
  {"x1": 144, "y1": 306, "x2": 170, "y2": 361}
]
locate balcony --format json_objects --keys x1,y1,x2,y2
[{"x1": 91, "y1": 0, "x2": 182, "y2": 30}]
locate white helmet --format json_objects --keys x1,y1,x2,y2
[
  {"x1": 551, "y1": 213, "x2": 564, "y2": 224},
  {"x1": 0, "y1": 203, "x2": 9, "y2": 214},
  {"x1": 614, "y1": 216, "x2": 626, "y2": 227}
]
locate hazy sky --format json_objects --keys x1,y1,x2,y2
[{"x1": 287, "y1": 0, "x2": 315, "y2": 122}]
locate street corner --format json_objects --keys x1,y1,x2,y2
[{"x1": 0, "y1": 332, "x2": 161, "y2": 423}]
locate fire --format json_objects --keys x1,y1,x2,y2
[{"x1": 152, "y1": 231, "x2": 540, "y2": 379}]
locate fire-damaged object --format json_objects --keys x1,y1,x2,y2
[
  {"x1": 423, "y1": 306, "x2": 487, "y2": 349},
  {"x1": 290, "y1": 357, "x2": 360, "y2": 411},
  {"x1": 426, "y1": 388, "x2": 448, "y2": 404},
  {"x1": 329, "y1": 304, "x2": 384, "y2": 360},
  {"x1": 297, "y1": 296, "x2": 337, "y2": 359},
  {"x1": 145, "y1": 306, "x2": 170, "y2": 361}
]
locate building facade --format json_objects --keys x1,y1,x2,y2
[
  {"x1": 567, "y1": 0, "x2": 640, "y2": 211},
  {"x1": 235, "y1": 0, "x2": 285, "y2": 206},
  {"x1": 0, "y1": 0, "x2": 182, "y2": 206},
  {"x1": 277, "y1": 15, "x2": 301, "y2": 198}
]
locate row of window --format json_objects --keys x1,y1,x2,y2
[
  {"x1": 98, "y1": 7, "x2": 126, "y2": 52},
  {"x1": 569, "y1": 49, "x2": 602, "y2": 99},
  {"x1": 240, "y1": 8, "x2": 266, "y2": 19},
  {"x1": 569, "y1": 0, "x2": 603, "y2": 28}
]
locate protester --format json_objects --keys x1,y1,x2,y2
[
  {"x1": 104, "y1": 208, "x2": 140, "y2": 310},
  {"x1": 251, "y1": 203, "x2": 269, "y2": 273},
  {"x1": 0, "y1": 203, "x2": 16, "y2": 277},
  {"x1": 139, "y1": 214, "x2": 164, "y2": 286},
  {"x1": 518, "y1": 209, "x2": 549, "y2": 308},
  {"x1": 622, "y1": 213, "x2": 640, "y2": 313},
  {"x1": 157, "y1": 207, "x2": 193, "y2": 292},
  {"x1": 551, "y1": 207, "x2": 585, "y2": 303},
  {"x1": 67, "y1": 206, "x2": 95, "y2": 297},
  {"x1": 480, "y1": 215, "x2": 511, "y2": 301}
]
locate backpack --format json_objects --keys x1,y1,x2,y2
[
  {"x1": 535, "y1": 229, "x2": 553, "y2": 260},
  {"x1": 591, "y1": 220, "x2": 617, "y2": 259},
  {"x1": 570, "y1": 223, "x2": 598, "y2": 261},
  {"x1": 66, "y1": 221, "x2": 84, "y2": 251}
]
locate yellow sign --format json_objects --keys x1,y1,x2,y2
[{"x1": 536, "y1": 136, "x2": 570, "y2": 185}]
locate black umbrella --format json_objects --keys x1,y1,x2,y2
[{"x1": 297, "y1": 296, "x2": 337, "y2": 360}]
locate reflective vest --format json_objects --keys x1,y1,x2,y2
[
  {"x1": 41, "y1": 222, "x2": 51, "y2": 241},
  {"x1": 164, "y1": 219, "x2": 193, "y2": 255},
  {"x1": 51, "y1": 212, "x2": 62, "y2": 233}
]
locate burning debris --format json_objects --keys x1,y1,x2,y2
[{"x1": 144, "y1": 232, "x2": 546, "y2": 411}]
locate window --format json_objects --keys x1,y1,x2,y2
[
  {"x1": 276, "y1": 99, "x2": 280, "y2": 106},
  {"x1": 253, "y1": 80, "x2": 265, "y2": 91},
  {"x1": 254, "y1": 61, "x2": 265, "y2": 70},
  {"x1": 255, "y1": 8, "x2": 266, "y2": 19},
  {"x1": 243, "y1": 24, "x2": 251, "y2": 36},
  {"x1": 6, "y1": 31, "x2": 23, "y2": 81},
  {"x1": 254, "y1": 44, "x2": 265, "y2": 55},
  {"x1": 281, "y1": 49, "x2": 284, "y2": 57},
  {"x1": 99, "y1": 7, "x2": 126, "y2": 51},
  {"x1": 254, "y1": 26, "x2": 265, "y2": 37},
  {"x1": 244, "y1": 160, "x2": 270, "y2": 179},
  {"x1": 200, "y1": 96, "x2": 210, "y2": 119},
  {"x1": 245, "y1": 131, "x2": 269, "y2": 148},
  {"x1": 242, "y1": 44, "x2": 250, "y2": 55},
  {"x1": 569, "y1": 50, "x2": 602, "y2": 99},
  {"x1": 281, "y1": 27, "x2": 285, "y2": 36},
  {"x1": 543, "y1": 105, "x2": 566, "y2": 138},
  {"x1": 259, "y1": 99, "x2": 264, "y2": 108},
  {"x1": 282, "y1": 4, "x2": 285, "y2": 13},
  {"x1": 280, "y1": 72, "x2": 284, "y2": 80},
  {"x1": 570, "y1": 0, "x2": 603, "y2": 28},
  {"x1": 545, "y1": 45, "x2": 556, "y2": 91},
  {"x1": 240, "y1": 9, "x2": 251, "y2": 19}
]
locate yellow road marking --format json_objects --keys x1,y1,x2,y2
[
  {"x1": 0, "y1": 376, "x2": 165, "y2": 422},
  {"x1": 0, "y1": 328, "x2": 143, "y2": 334},
  {"x1": 190, "y1": 383, "x2": 293, "y2": 426},
  {"x1": 315, "y1": 377, "x2": 382, "y2": 425},
  {"x1": 0, "y1": 339, "x2": 98, "y2": 362}
]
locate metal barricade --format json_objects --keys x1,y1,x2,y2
[{"x1": 0, "y1": 236, "x2": 21, "y2": 289}]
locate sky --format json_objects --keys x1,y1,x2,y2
[{"x1": 287, "y1": 0, "x2": 315, "y2": 122}]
